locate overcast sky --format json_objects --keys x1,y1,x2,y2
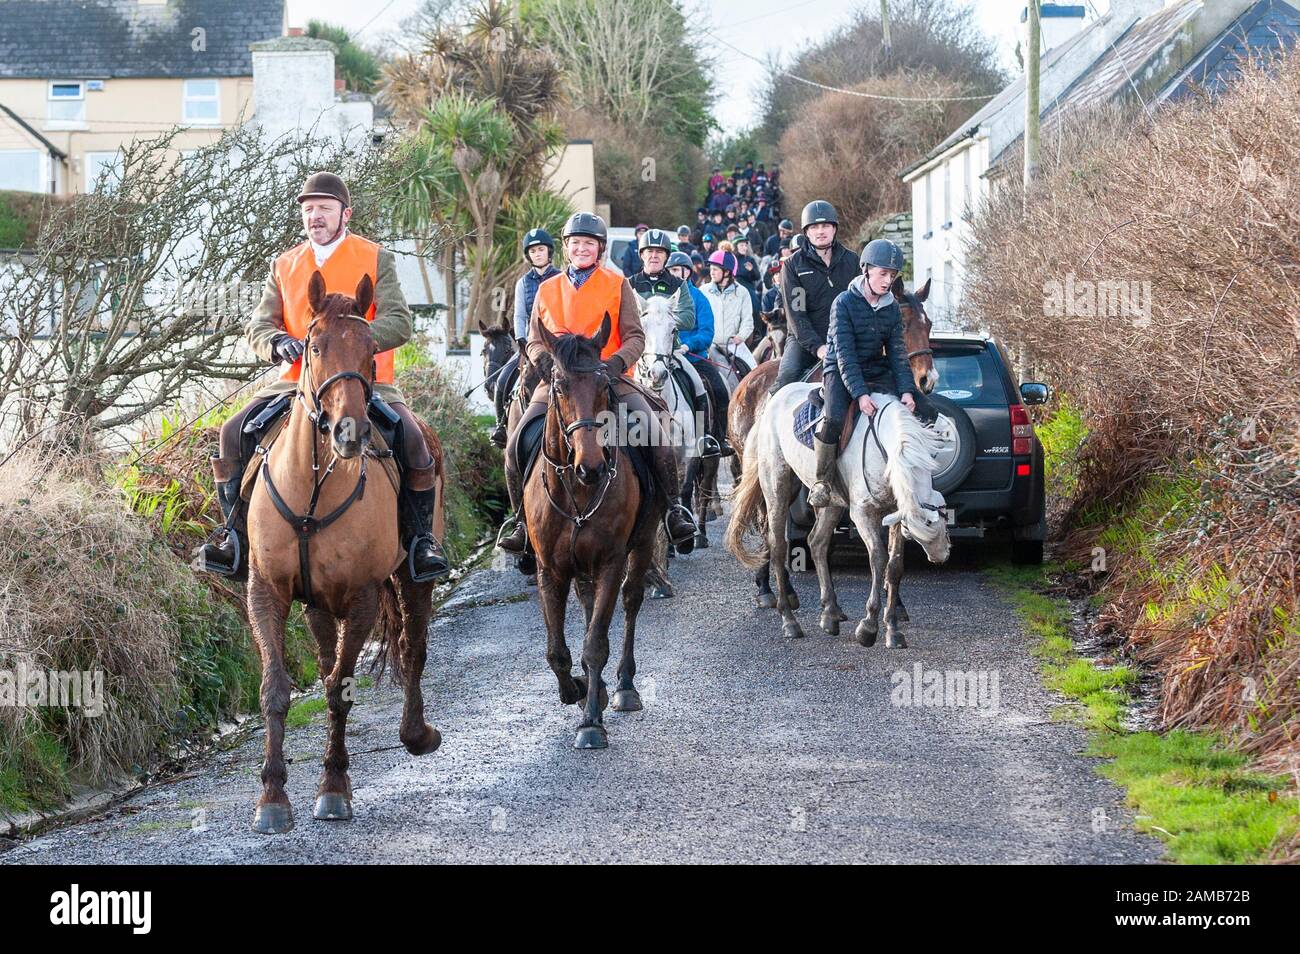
[{"x1": 285, "y1": 0, "x2": 1114, "y2": 135}]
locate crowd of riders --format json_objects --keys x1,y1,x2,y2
[{"x1": 491, "y1": 170, "x2": 915, "y2": 563}]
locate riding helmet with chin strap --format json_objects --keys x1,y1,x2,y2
[
  {"x1": 707, "y1": 250, "x2": 738, "y2": 276},
  {"x1": 666, "y1": 251, "x2": 693, "y2": 272},
  {"x1": 800, "y1": 199, "x2": 838, "y2": 231},
  {"x1": 522, "y1": 227, "x2": 554, "y2": 260},
  {"x1": 860, "y1": 239, "x2": 906, "y2": 273},
  {"x1": 561, "y1": 211, "x2": 608, "y2": 248}
]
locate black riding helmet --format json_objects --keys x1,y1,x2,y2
[
  {"x1": 561, "y1": 211, "x2": 608, "y2": 250},
  {"x1": 800, "y1": 200, "x2": 838, "y2": 231},
  {"x1": 637, "y1": 228, "x2": 673, "y2": 254},
  {"x1": 522, "y1": 227, "x2": 554, "y2": 260},
  {"x1": 860, "y1": 239, "x2": 906, "y2": 273}
]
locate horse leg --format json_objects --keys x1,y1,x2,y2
[
  {"x1": 312, "y1": 584, "x2": 378, "y2": 822},
  {"x1": 612, "y1": 546, "x2": 653, "y2": 712},
  {"x1": 848, "y1": 509, "x2": 886, "y2": 647},
  {"x1": 574, "y1": 562, "x2": 623, "y2": 749},
  {"x1": 754, "y1": 563, "x2": 776, "y2": 608},
  {"x1": 884, "y1": 523, "x2": 908, "y2": 649},
  {"x1": 811, "y1": 504, "x2": 847, "y2": 635},
  {"x1": 247, "y1": 578, "x2": 294, "y2": 834},
  {"x1": 540, "y1": 566, "x2": 583, "y2": 705},
  {"x1": 396, "y1": 575, "x2": 441, "y2": 755},
  {"x1": 575, "y1": 577, "x2": 595, "y2": 630},
  {"x1": 767, "y1": 468, "x2": 804, "y2": 640},
  {"x1": 305, "y1": 606, "x2": 338, "y2": 691},
  {"x1": 890, "y1": 525, "x2": 909, "y2": 621}
]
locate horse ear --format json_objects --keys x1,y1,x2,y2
[
  {"x1": 891, "y1": 276, "x2": 906, "y2": 299},
  {"x1": 354, "y1": 274, "x2": 374, "y2": 316},
  {"x1": 915, "y1": 278, "x2": 932, "y2": 303},
  {"x1": 537, "y1": 317, "x2": 559, "y2": 353},
  {"x1": 594, "y1": 312, "x2": 612, "y2": 350},
  {"x1": 308, "y1": 271, "x2": 327, "y2": 314}
]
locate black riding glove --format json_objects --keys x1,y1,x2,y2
[
  {"x1": 272, "y1": 334, "x2": 305, "y2": 365},
  {"x1": 603, "y1": 355, "x2": 625, "y2": 377}
]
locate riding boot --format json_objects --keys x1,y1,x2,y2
[
  {"x1": 712, "y1": 388, "x2": 735, "y2": 458},
  {"x1": 665, "y1": 495, "x2": 699, "y2": 554},
  {"x1": 193, "y1": 455, "x2": 248, "y2": 580},
  {"x1": 400, "y1": 483, "x2": 451, "y2": 582},
  {"x1": 489, "y1": 417, "x2": 508, "y2": 449},
  {"x1": 496, "y1": 464, "x2": 528, "y2": 554},
  {"x1": 806, "y1": 435, "x2": 839, "y2": 508},
  {"x1": 691, "y1": 389, "x2": 721, "y2": 458}
]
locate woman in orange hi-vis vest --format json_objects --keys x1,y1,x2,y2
[
  {"x1": 497, "y1": 212, "x2": 699, "y2": 558},
  {"x1": 194, "y1": 172, "x2": 448, "y2": 583}
]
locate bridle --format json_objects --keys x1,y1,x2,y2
[
  {"x1": 539, "y1": 362, "x2": 618, "y2": 543},
  {"x1": 259, "y1": 312, "x2": 376, "y2": 606}
]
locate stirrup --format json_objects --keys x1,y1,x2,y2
[
  {"x1": 193, "y1": 529, "x2": 241, "y2": 577},
  {"x1": 489, "y1": 421, "x2": 507, "y2": 448},
  {"x1": 407, "y1": 534, "x2": 450, "y2": 583},
  {"x1": 665, "y1": 503, "x2": 698, "y2": 541},
  {"x1": 496, "y1": 516, "x2": 527, "y2": 553},
  {"x1": 696, "y1": 434, "x2": 721, "y2": 458}
]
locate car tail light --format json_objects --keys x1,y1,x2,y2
[
  {"x1": 1017, "y1": 463, "x2": 1031, "y2": 477},
  {"x1": 1010, "y1": 404, "x2": 1032, "y2": 456}
]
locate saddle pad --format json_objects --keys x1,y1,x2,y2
[
  {"x1": 791, "y1": 388, "x2": 857, "y2": 455},
  {"x1": 671, "y1": 363, "x2": 698, "y2": 407},
  {"x1": 242, "y1": 409, "x2": 401, "y2": 502}
]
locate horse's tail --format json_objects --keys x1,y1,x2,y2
[
  {"x1": 725, "y1": 449, "x2": 769, "y2": 570},
  {"x1": 370, "y1": 577, "x2": 404, "y2": 685}
]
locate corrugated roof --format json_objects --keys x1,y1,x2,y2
[{"x1": 0, "y1": 0, "x2": 285, "y2": 79}]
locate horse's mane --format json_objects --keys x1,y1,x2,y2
[
  {"x1": 881, "y1": 404, "x2": 945, "y2": 522},
  {"x1": 551, "y1": 330, "x2": 602, "y2": 373},
  {"x1": 646, "y1": 295, "x2": 673, "y2": 321}
]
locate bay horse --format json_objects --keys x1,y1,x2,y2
[
  {"x1": 527, "y1": 314, "x2": 663, "y2": 749},
  {"x1": 726, "y1": 278, "x2": 939, "y2": 612},
  {"x1": 244, "y1": 272, "x2": 443, "y2": 834},
  {"x1": 480, "y1": 321, "x2": 517, "y2": 447}
]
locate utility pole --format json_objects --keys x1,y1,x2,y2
[
  {"x1": 880, "y1": 0, "x2": 892, "y2": 60},
  {"x1": 1024, "y1": 1, "x2": 1042, "y2": 193}
]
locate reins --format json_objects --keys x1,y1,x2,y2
[
  {"x1": 539, "y1": 364, "x2": 619, "y2": 551},
  {"x1": 259, "y1": 314, "x2": 375, "y2": 606}
]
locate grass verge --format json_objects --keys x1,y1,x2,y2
[{"x1": 985, "y1": 562, "x2": 1298, "y2": 864}]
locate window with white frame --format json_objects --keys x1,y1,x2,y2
[
  {"x1": 48, "y1": 82, "x2": 85, "y2": 125},
  {"x1": 0, "y1": 150, "x2": 43, "y2": 192},
  {"x1": 84, "y1": 150, "x2": 123, "y2": 192},
  {"x1": 182, "y1": 79, "x2": 220, "y2": 124}
]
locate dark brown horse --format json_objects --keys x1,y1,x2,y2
[
  {"x1": 525, "y1": 315, "x2": 663, "y2": 749},
  {"x1": 244, "y1": 272, "x2": 443, "y2": 834},
  {"x1": 727, "y1": 277, "x2": 937, "y2": 609}
]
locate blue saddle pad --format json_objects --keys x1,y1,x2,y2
[{"x1": 792, "y1": 390, "x2": 823, "y2": 450}]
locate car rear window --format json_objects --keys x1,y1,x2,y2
[{"x1": 932, "y1": 348, "x2": 1007, "y2": 405}]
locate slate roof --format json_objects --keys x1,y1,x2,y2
[
  {"x1": 0, "y1": 0, "x2": 285, "y2": 79},
  {"x1": 1161, "y1": 0, "x2": 1300, "y2": 100}
]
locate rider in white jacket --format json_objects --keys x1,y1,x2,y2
[{"x1": 700, "y1": 250, "x2": 756, "y2": 375}]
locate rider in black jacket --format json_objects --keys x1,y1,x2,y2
[
  {"x1": 770, "y1": 200, "x2": 859, "y2": 394},
  {"x1": 807, "y1": 239, "x2": 919, "y2": 507}
]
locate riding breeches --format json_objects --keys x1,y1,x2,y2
[
  {"x1": 819, "y1": 368, "x2": 898, "y2": 442},
  {"x1": 689, "y1": 355, "x2": 730, "y2": 441}
]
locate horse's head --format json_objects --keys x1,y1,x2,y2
[
  {"x1": 536, "y1": 312, "x2": 613, "y2": 486},
  {"x1": 480, "y1": 320, "x2": 515, "y2": 383},
  {"x1": 637, "y1": 296, "x2": 677, "y2": 391},
  {"x1": 303, "y1": 270, "x2": 376, "y2": 460},
  {"x1": 895, "y1": 277, "x2": 938, "y2": 395}
]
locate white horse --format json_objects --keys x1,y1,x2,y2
[
  {"x1": 635, "y1": 296, "x2": 714, "y2": 594},
  {"x1": 726, "y1": 383, "x2": 951, "y2": 647}
]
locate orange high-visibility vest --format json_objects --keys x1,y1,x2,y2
[
  {"x1": 534, "y1": 266, "x2": 625, "y2": 369},
  {"x1": 274, "y1": 233, "x2": 392, "y2": 384}
]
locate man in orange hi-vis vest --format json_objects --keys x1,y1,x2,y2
[
  {"x1": 496, "y1": 211, "x2": 699, "y2": 558},
  {"x1": 193, "y1": 172, "x2": 448, "y2": 583}
]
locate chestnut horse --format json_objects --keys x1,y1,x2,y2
[
  {"x1": 726, "y1": 278, "x2": 938, "y2": 609},
  {"x1": 526, "y1": 314, "x2": 663, "y2": 750},
  {"x1": 244, "y1": 272, "x2": 443, "y2": 834}
]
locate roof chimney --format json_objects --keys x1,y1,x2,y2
[
  {"x1": 1021, "y1": 4, "x2": 1087, "y2": 55},
  {"x1": 287, "y1": 26, "x2": 304, "y2": 37}
]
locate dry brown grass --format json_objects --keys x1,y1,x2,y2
[{"x1": 965, "y1": 55, "x2": 1299, "y2": 766}]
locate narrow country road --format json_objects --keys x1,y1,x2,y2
[{"x1": 2, "y1": 507, "x2": 1162, "y2": 864}]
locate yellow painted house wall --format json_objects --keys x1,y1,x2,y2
[{"x1": 0, "y1": 76, "x2": 253, "y2": 193}]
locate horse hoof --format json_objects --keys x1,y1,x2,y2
[
  {"x1": 648, "y1": 585, "x2": 673, "y2": 599},
  {"x1": 251, "y1": 802, "x2": 294, "y2": 835},
  {"x1": 313, "y1": 793, "x2": 353, "y2": 822},
  {"x1": 573, "y1": 678, "x2": 609, "y2": 712},
  {"x1": 401, "y1": 724, "x2": 442, "y2": 756},
  {"x1": 820, "y1": 612, "x2": 841, "y2": 636},
  {"x1": 694, "y1": 533, "x2": 710, "y2": 549},
  {"x1": 855, "y1": 619, "x2": 878, "y2": 647},
  {"x1": 574, "y1": 725, "x2": 608, "y2": 749},
  {"x1": 886, "y1": 632, "x2": 908, "y2": 649},
  {"x1": 756, "y1": 592, "x2": 777, "y2": 609},
  {"x1": 782, "y1": 620, "x2": 805, "y2": 640},
  {"x1": 838, "y1": 610, "x2": 849, "y2": 621},
  {"x1": 611, "y1": 688, "x2": 642, "y2": 712}
]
